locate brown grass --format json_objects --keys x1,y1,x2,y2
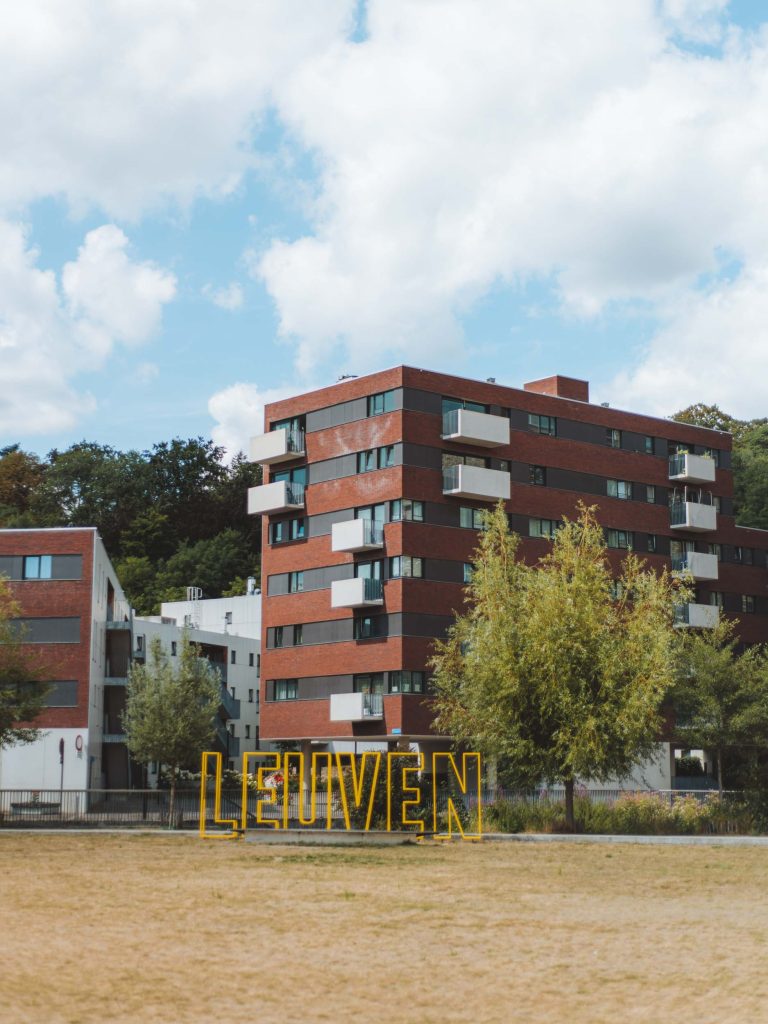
[{"x1": 0, "y1": 834, "x2": 766, "y2": 1024}]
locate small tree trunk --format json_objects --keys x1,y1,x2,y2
[
  {"x1": 564, "y1": 777, "x2": 575, "y2": 832},
  {"x1": 169, "y1": 767, "x2": 177, "y2": 829},
  {"x1": 717, "y1": 749, "x2": 724, "y2": 796}
]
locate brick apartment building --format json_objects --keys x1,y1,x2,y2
[{"x1": 248, "y1": 366, "x2": 768, "y2": 783}]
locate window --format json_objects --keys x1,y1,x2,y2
[
  {"x1": 248, "y1": 689, "x2": 254, "y2": 703},
  {"x1": 257, "y1": 655, "x2": 260, "y2": 674},
  {"x1": 378, "y1": 445, "x2": 395, "y2": 469},
  {"x1": 356, "y1": 503, "x2": 386, "y2": 523},
  {"x1": 644, "y1": 436, "x2": 654, "y2": 455},
  {"x1": 607, "y1": 428, "x2": 622, "y2": 448},
  {"x1": 607, "y1": 480, "x2": 632, "y2": 500},
  {"x1": 647, "y1": 534, "x2": 657, "y2": 553},
  {"x1": 136, "y1": 635, "x2": 144, "y2": 652},
  {"x1": 530, "y1": 465, "x2": 546, "y2": 486},
  {"x1": 530, "y1": 518, "x2": 559, "y2": 539},
  {"x1": 708, "y1": 543, "x2": 722, "y2": 561},
  {"x1": 442, "y1": 396, "x2": 487, "y2": 416},
  {"x1": 171, "y1": 641, "x2": 177, "y2": 656},
  {"x1": 442, "y1": 452, "x2": 489, "y2": 470},
  {"x1": 229, "y1": 724, "x2": 235, "y2": 736},
  {"x1": 354, "y1": 615, "x2": 376, "y2": 640},
  {"x1": 742, "y1": 595, "x2": 756, "y2": 614},
  {"x1": 389, "y1": 499, "x2": 424, "y2": 522},
  {"x1": 710, "y1": 592, "x2": 724, "y2": 608},
  {"x1": 609, "y1": 581, "x2": 624, "y2": 600},
  {"x1": 230, "y1": 687, "x2": 236, "y2": 699},
  {"x1": 23, "y1": 555, "x2": 52, "y2": 580},
  {"x1": 353, "y1": 673, "x2": 384, "y2": 694},
  {"x1": 273, "y1": 626, "x2": 283, "y2": 648},
  {"x1": 702, "y1": 447, "x2": 720, "y2": 467},
  {"x1": 224, "y1": 612, "x2": 233, "y2": 626},
  {"x1": 230, "y1": 650, "x2": 236, "y2": 665},
  {"x1": 274, "y1": 679, "x2": 298, "y2": 701},
  {"x1": 646, "y1": 485, "x2": 656, "y2": 503},
  {"x1": 249, "y1": 653, "x2": 254, "y2": 667},
  {"x1": 245, "y1": 725, "x2": 251, "y2": 739},
  {"x1": 460, "y1": 507, "x2": 486, "y2": 530},
  {"x1": 270, "y1": 517, "x2": 306, "y2": 544},
  {"x1": 388, "y1": 671, "x2": 425, "y2": 694},
  {"x1": 463, "y1": 563, "x2": 474, "y2": 583},
  {"x1": 712, "y1": 496, "x2": 721, "y2": 512},
  {"x1": 606, "y1": 529, "x2": 632, "y2": 550},
  {"x1": 528, "y1": 413, "x2": 556, "y2": 436},
  {"x1": 734, "y1": 546, "x2": 754, "y2": 565},
  {"x1": 358, "y1": 449, "x2": 376, "y2": 474},
  {"x1": 367, "y1": 390, "x2": 396, "y2": 416},
  {"x1": 293, "y1": 624, "x2": 303, "y2": 646},
  {"x1": 389, "y1": 556, "x2": 424, "y2": 579},
  {"x1": 288, "y1": 571, "x2": 304, "y2": 593},
  {"x1": 272, "y1": 415, "x2": 304, "y2": 434}
]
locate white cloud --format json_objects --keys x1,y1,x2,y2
[
  {"x1": 207, "y1": 381, "x2": 296, "y2": 461},
  {"x1": 136, "y1": 362, "x2": 160, "y2": 384},
  {"x1": 202, "y1": 282, "x2": 244, "y2": 311},
  {"x1": 0, "y1": 221, "x2": 175, "y2": 436}
]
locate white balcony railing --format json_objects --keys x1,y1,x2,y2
[
  {"x1": 249, "y1": 429, "x2": 305, "y2": 465},
  {"x1": 247, "y1": 480, "x2": 305, "y2": 516},
  {"x1": 330, "y1": 577, "x2": 384, "y2": 609},
  {"x1": 331, "y1": 519, "x2": 384, "y2": 553},
  {"x1": 441, "y1": 409, "x2": 510, "y2": 447},
  {"x1": 669, "y1": 500, "x2": 717, "y2": 533},
  {"x1": 674, "y1": 603, "x2": 720, "y2": 628},
  {"x1": 329, "y1": 692, "x2": 384, "y2": 722},
  {"x1": 442, "y1": 464, "x2": 511, "y2": 502},
  {"x1": 668, "y1": 453, "x2": 716, "y2": 485},
  {"x1": 671, "y1": 552, "x2": 719, "y2": 581}
]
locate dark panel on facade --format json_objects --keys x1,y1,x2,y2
[
  {"x1": 45, "y1": 680, "x2": 79, "y2": 707},
  {"x1": 16, "y1": 617, "x2": 81, "y2": 643},
  {"x1": 51, "y1": 555, "x2": 83, "y2": 580},
  {"x1": 402, "y1": 388, "x2": 441, "y2": 415}
]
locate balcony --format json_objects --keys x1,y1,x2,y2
[
  {"x1": 669, "y1": 500, "x2": 717, "y2": 533},
  {"x1": 249, "y1": 428, "x2": 305, "y2": 465},
  {"x1": 219, "y1": 685, "x2": 241, "y2": 721},
  {"x1": 247, "y1": 480, "x2": 305, "y2": 516},
  {"x1": 441, "y1": 409, "x2": 510, "y2": 448},
  {"x1": 442, "y1": 464, "x2": 511, "y2": 502},
  {"x1": 669, "y1": 453, "x2": 716, "y2": 485},
  {"x1": 329, "y1": 692, "x2": 384, "y2": 722},
  {"x1": 330, "y1": 577, "x2": 384, "y2": 609},
  {"x1": 331, "y1": 519, "x2": 384, "y2": 553},
  {"x1": 671, "y1": 552, "x2": 719, "y2": 581},
  {"x1": 674, "y1": 603, "x2": 720, "y2": 628}
]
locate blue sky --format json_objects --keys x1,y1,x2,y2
[{"x1": 3, "y1": 1, "x2": 768, "y2": 460}]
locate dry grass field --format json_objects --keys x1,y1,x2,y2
[{"x1": 0, "y1": 834, "x2": 767, "y2": 1024}]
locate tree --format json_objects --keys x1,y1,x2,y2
[
  {"x1": 430, "y1": 503, "x2": 682, "y2": 830},
  {"x1": 0, "y1": 446, "x2": 44, "y2": 526},
  {"x1": 671, "y1": 618, "x2": 768, "y2": 794},
  {"x1": 0, "y1": 577, "x2": 48, "y2": 748},
  {"x1": 122, "y1": 633, "x2": 221, "y2": 824}
]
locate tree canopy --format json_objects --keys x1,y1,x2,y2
[{"x1": 430, "y1": 503, "x2": 683, "y2": 828}]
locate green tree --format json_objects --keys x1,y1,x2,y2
[
  {"x1": 122, "y1": 633, "x2": 221, "y2": 824},
  {"x1": 0, "y1": 446, "x2": 44, "y2": 526},
  {"x1": 431, "y1": 504, "x2": 682, "y2": 830},
  {"x1": 0, "y1": 577, "x2": 48, "y2": 748},
  {"x1": 672, "y1": 618, "x2": 768, "y2": 794}
]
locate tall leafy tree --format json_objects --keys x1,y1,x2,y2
[
  {"x1": 431, "y1": 503, "x2": 682, "y2": 829},
  {"x1": 0, "y1": 578, "x2": 48, "y2": 748},
  {"x1": 0, "y1": 446, "x2": 44, "y2": 526},
  {"x1": 123, "y1": 633, "x2": 221, "y2": 824}
]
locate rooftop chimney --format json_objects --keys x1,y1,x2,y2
[{"x1": 523, "y1": 375, "x2": 589, "y2": 402}]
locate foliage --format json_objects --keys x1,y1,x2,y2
[
  {"x1": 672, "y1": 619, "x2": 768, "y2": 792},
  {"x1": 431, "y1": 503, "x2": 683, "y2": 828},
  {"x1": 122, "y1": 632, "x2": 222, "y2": 824},
  {"x1": 0, "y1": 577, "x2": 48, "y2": 748},
  {"x1": 675, "y1": 755, "x2": 705, "y2": 777}
]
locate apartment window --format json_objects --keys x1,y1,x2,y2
[
  {"x1": 528, "y1": 413, "x2": 556, "y2": 437},
  {"x1": 607, "y1": 480, "x2": 632, "y2": 500},
  {"x1": 644, "y1": 436, "x2": 654, "y2": 455},
  {"x1": 367, "y1": 390, "x2": 396, "y2": 416},
  {"x1": 356, "y1": 503, "x2": 386, "y2": 523},
  {"x1": 734, "y1": 546, "x2": 754, "y2": 565},
  {"x1": 272, "y1": 415, "x2": 304, "y2": 433},
  {"x1": 249, "y1": 653, "x2": 254, "y2": 667},
  {"x1": 293, "y1": 624, "x2": 303, "y2": 646},
  {"x1": 647, "y1": 534, "x2": 657, "y2": 553},
  {"x1": 703, "y1": 448, "x2": 720, "y2": 467},
  {"x1": 354, "y1": 615, "x2": 376, "y2": 640},
  {"x1": 463, "y1": 563, "x2": 474, "y2": 583},
  {"x1": 224, "y1": 612, "x2": 233, "y2": 626},
  {"x1": 353, "y1": 673, "x2": 384, "y2": 694},
  {"x1": 230, "y1": 650, "x2": 236, "y2": 665},
  {"x1": 530, "y1": 465, "x2": 546, "y2": 486},
  {"x1": 460, "y1": 507, "x2": 486, "y2": 530},
  {"x1": 530, "y1": 518, "x2": 559, "y2": 539},
  {"x1": 712, "y1": 496, "x2": 721, "y2": 512},
  {"x1": 389, "y1": 556, "x2": 424, "y2": 579},
  {"x1": 742, "y1": 595, "x2": 756, "y2": 614},
  {"x1": 356, "y1": 559, "x2": 383, "y2": 582},
  {"x1": 609, "y1": 581, "x2": 624, "y2": 601},
  {"x1": 229, "y1": 724, "x2": 235, "y2": 736},
  {"x1": 245, "y1": 725, "x2": 251, "y2": 739},
  {"x1": 270, "y1": 517, "x2": 306, "y2": 544},
  {"x1": 358, "y1": 449, "x2": 376, "y2": 473},
  {"x1": 273, "y1": 626, "x2": 283, "y2": 648},
  {"x1": 607, "y1": 428, "x2": 622, "y2": 449},
  {"x1": 388, "y1": 670, "x2": 425, "y2": 694},
  {"x1": 171, "y1": 641, "x2": 177, "y2": 656},
  {"x1": 389, "y1": 499, "x2": 424, "y2": 522},
  {"x1": 442, "y1": 396, "x2": 488, "y2": 415},
  {"x1": 257, "y1": 655, "x2": 260, "y2": 674},
  {"x1": 136, "y1": 635, "x2": 144, "y2": 652},
  {"x1": 646, "y1": 485, "x2": 656, "y2": 503},
  {"x1": 288, "y1": 571, "x2": 304, "y2": 593},
  {"x1": 248, "y1": 689, "x2": 254, "y2": 703},
  {"x1": 442, "y1": 452, "x2": 489, "y2": 470},
  {"x1": 378, "y1": 445, "x2": 395, "y2": 469},
  {"x1": 274, "y1": 679, "x2": 298, "y2": 701},
  {"x1": 230, "y1": 687, "x2": 236, "y2": 699},
  {"x1": 23, "y1": 555, "x2": 52, "y2": 580},
  {"x1": 606, "y1": 529, "x2": 633, "y2": 550},
  {"x1": 710, "y1": 592, "x2": 724, "y2": 608},
  {"x1": 708, "y1": 543, "x2": 722, "y2": 561}
]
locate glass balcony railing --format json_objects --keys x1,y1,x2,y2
[
  {"x1": 363, "y1": 692, "x2": 384, "y2": 717},
  {"x1": 362, "y1": 578, "x2": 383, "y2": 602}
]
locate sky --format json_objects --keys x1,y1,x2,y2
[{"x1": 2, "y1": 0, "x2": 768, "y2": 461}]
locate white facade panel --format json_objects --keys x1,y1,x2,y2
[
  {"x1": 442, "y1": 464, "x2": 511, "y2": 502},
  {"x1": 442, "y1": 409, "x2": 510, "y2": 447}
]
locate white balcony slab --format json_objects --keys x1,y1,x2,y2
[
  {"x1": 330, "y1": 577, "x2": 384, "y2": 608},
  {"x1": 247, "y1": 480, "x2": 305, "y2": 516},
  {"x1": 670, "y1": 502, "x2": 717, "y2": 532},
  {"x1": 668, "y1": 453, "x2": 716, "y2": 484},
  {"x1": 675, "y1": 603, "x2": 720, "y2": 628},
  {"x1": 442, "y1": 464, "x2": 511, "y2": 502},
  {"x1": 249, "y1": 429, "x2": 305, "y2": 465},
  {"x1": 672, "y1": 552, "x2": 719, "y2": 581},
  {"x1": 442, "y1": 409, "x2": 510, "y2": 447},
  {"x1": 329, "y1": 692, "x2": 384, "y2": 722},
  {"x1": 331, "y1": 519, "x2": 384, "y2": 553}
]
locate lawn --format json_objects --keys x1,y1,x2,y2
[{"x1": 0, "y1": 833, "x2": 766, "y2": 1024}]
